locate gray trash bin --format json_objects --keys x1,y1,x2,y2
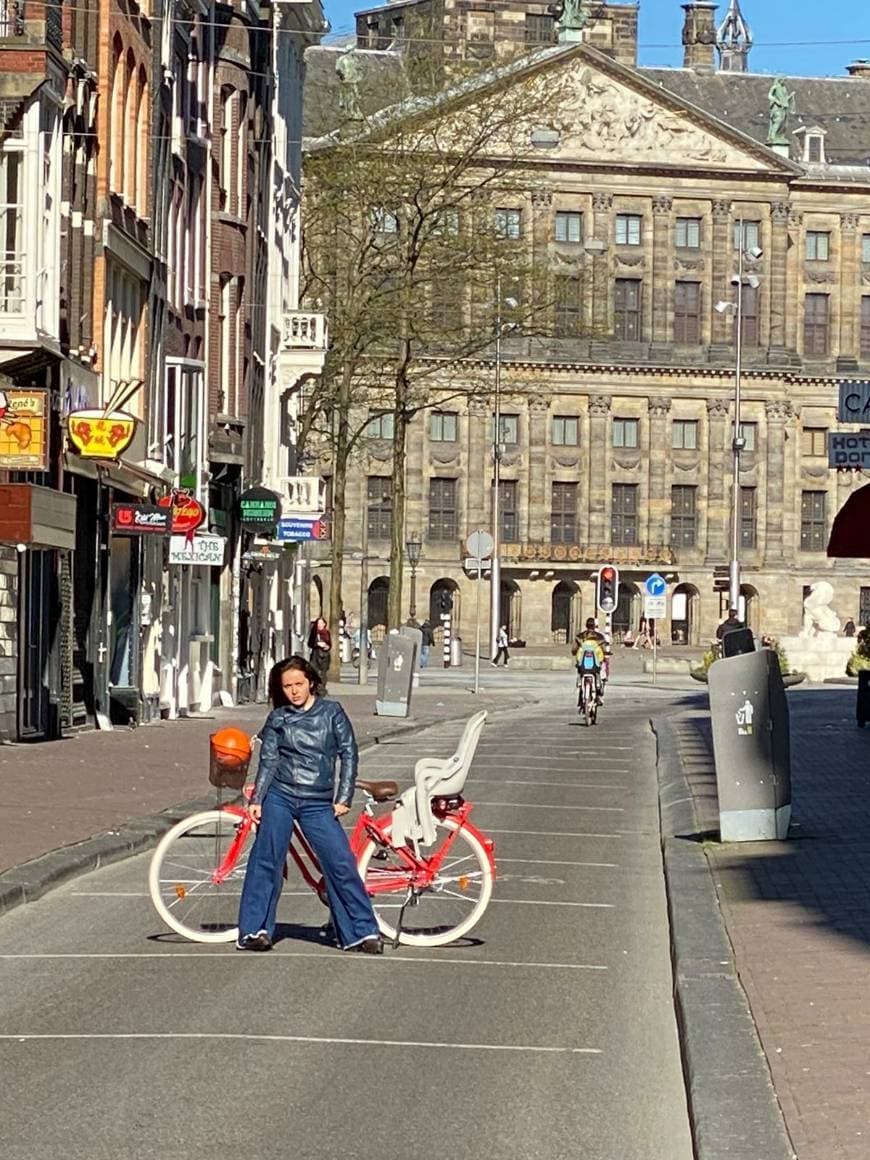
[
  {"x1": 450, "y1": 636, "x2": 463, "y2": 667},
  {"x1": 708, "y1": 647, "x2": 791, "y2": 842},
  {"x1": 340, "y1": 635, "x2": 353, "y2": 664},
  {"x1": 375, "y1": 632, "x2": 417, "y2": 717}
]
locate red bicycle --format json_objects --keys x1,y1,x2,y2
[{"x1": 148, "y1": 712, "x2": 494, "y2": 949}]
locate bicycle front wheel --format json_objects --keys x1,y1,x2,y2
[
  {"x1": 358, "y1": 817, "x2": 493, "y2": 948},
  {"x1": 148, "y1": 809, "x2": 252, "y2": 943}
]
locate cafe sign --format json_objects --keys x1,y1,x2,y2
[
  {"x1": 157, "y1": 489, "x2": 206, "y2": 539},
  {"x1": 168, "y1": 533, "x2": 226, "y2": 567},
  {"x1": 111, "y1": 503, "x2": 172, "y2": 535},
  {"x1": 68, "y1": 409, "x2": 137, "y2": 459},
  {"x1": 238, "y1": 486, "x2": 282, "y2": 534},
  {"x1": 0, "y1": 388, "x2": 49, "y2": 470}
]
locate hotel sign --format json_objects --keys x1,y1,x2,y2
[
  {"x1": 0, "y1": 388, "x2": 49, "y2": 470},
  {"x1": 500, "y1": 543, "x2": 674, "y2": 566}
]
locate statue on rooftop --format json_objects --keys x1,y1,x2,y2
[
  {"x1": 767, "y1": 77, "x2": 796, "y2": 146},
  {"x1": 336, "y1": 47, "x2": 364, "y2": 122},
  {"x1": 554, "y1": 0, "x2": 588, "y2": 42}
]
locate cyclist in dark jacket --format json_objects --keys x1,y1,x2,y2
[{"x1": 237, "y1": 654, "x2": 382, "y2": 954}]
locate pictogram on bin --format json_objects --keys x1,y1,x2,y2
[{"x1": 208, "y1": 727, "x2": 252, "y2": 790}]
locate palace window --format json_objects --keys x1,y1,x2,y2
[
  {"x1": 733, "y1": 220, "x2": 760, "y2": 251},
  {"x1": 801, "y1": 427, "x2": 827, "y2": 457},
  {"x1": 552, "y1": 415, "x2": 579, "y2": 446},
  {"x1": 430, "y1": 411, "x2": 458, "y2": 442},
  {"x1": 800, "y1": 490, "x2": 827, "y2": 552},
  {"x1": 739, "y1": 421, "x2": 757, "y2": 451},
  {"x1": 614, "y1": 278, "x2": 642, "y2": 341},
  {"x1": 493, "y1": 413, "x2": 519, "y2": 446},
  {"x1": 554, "y1": 275, "x2": 583, "y2": 336},
  {"x1": 551, "y1": 482, "x2": 577, "y2": 544},
  {"x1": 367, "y1": 476, "x2": 393, "y2": 540},
  {"x1": 672, "y1": 420, "x2": 698, "y2": 450},
  {"x1": 615, "y1": 213, "x2": 642, "y2": 246},
  {"x1": 805, "y1": 231, "x2": 830, "y2": 261},
  {"x1": 554, "y1": 211, "x2": 583, "y2": 244},
  {"x1": 612, "y1": 417, "x2": 638, "y2": 448},
  {"x1": 673, "y1": 282, "x2": 701, "y2": 344},
  {"x1": 670, "y1": 485, "x2": 698, "y2": 548},
  {"x1": 524, "y1": 12, "x2": 556, "y2": 43},
  {"x1": 740, "y1": 487, "x2": 757, "y2": 549},
  {"x1": 366, "y1": 411, "x2": 394, "y2": 440},
  {"x1": 428, "y1": 477, "x2": 458, "y2": 541},
  {"x1": 611, "y1": 483, "x2": 638, "y2": 546},
  {"x1": 863, "y1": 234, "x2": 870, "y2": 264},
  {"x1": 861, "y1": 296, "x2": 870, "y2": 359},
  {"x1": 803, "y1": 293, "x2": 830, "y2": 356},
  {"x1": 739, "y1": 283, "x2": 760, "y2": 347},
  {"x1": 495, "y1": 208, "x2": 522, "y2": 240},
  {"x1": 675, "y1": 217, "x2": 701, "y2": 249},
  {"x1": 496, "y1": 479, "x2": 519, "y2": 542}
]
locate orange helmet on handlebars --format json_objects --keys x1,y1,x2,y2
[{"x1": 209, "y1": 727, "x2": 252, "y2": 768}]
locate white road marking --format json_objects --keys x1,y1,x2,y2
[
  {"x1": 499, "y1": 858, "x2": 619, "y2": 868},
  {"x1": 486, "y1": 827, "x2": 624, "y2": 839},
  {"x1": 474, "y1": 801, "x2": 625, "y2": 813},
  {"x1": 492, "y1": 898, "x2": 614, "y2": 909},
  {"x1": 0, "y1": 952, "x2": 608, "y2": 970},
  {"x1": 0, "y1": 1032, "x2": 602, "y2": 1054},
  {"x1": 469, "y1": 780, "x2": 626, "y2": 789}
]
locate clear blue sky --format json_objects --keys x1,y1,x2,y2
[{"x1": 322, "y1": 0, "x2": 868, "y2": 79}]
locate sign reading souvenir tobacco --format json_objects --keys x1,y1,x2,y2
[
  {"x1": 157, "y1": 490, "x2": 206, "y2": 538},
  {"x1": 0, "y1": 388, "x2": 49, "y2": 470},
  {"x1": 111, "y1": 503, "x2": 172, "y2": 536},
  {"x1": 238, "y1": 486, "x2": 282, "y2": 535},
  {"x1": 67, "y1": 409, "x2": 137, "y2": 459}
]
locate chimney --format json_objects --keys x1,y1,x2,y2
[
  {"x1": 847, "y1": 60, "x2": 870, "y2": 79},
  {"x1": 682, "y1": 2, "x2": 718, "y2": 71}
]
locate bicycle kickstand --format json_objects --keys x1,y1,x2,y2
[{"x1": 392, "y1": 887, "x2": 415, "y2": 949}]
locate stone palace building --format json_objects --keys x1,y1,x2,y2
[{"x1": 304, "y1": 0, "x2": 870, "y2": 648}]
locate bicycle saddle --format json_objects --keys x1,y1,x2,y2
[{"x1": 357, "y1": 778, "x2": 399, "y2": 802}]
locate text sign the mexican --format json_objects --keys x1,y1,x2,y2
[
  {"x1": 168, "y1": 534, "x2": 226, "y2": 566},
  {"x1": 838, "y1": 381, "x2": 870, "y2": 424},
  {"x1": 828, "y1": 431, "x2": 870, "y2": 469}
]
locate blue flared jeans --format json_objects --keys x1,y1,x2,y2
[{"x1": 238, "y1": 786, "x2": 380, "y2": 949}]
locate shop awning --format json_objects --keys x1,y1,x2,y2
[
  {"x1": 827, "y1": 482, "x2": 870, "y2": 558},
  {"x1": 0, "y1": 484, "x2": 76, "y2": 550}
]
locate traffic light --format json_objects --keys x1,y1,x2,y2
[
  {"x1": 438, "y1": 590, "x2": 454, "y2": 614},
  {"x1": 596, "y1": 565, "x2": 619, "y2": 613}
]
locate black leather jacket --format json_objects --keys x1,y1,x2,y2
[{"x1": 252, "y1": 698, "x2": 359, "y2": 806}]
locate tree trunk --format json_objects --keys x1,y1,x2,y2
[
  {"x1": 327, "y1": 366, "x2": 353, "y2": 682},
  {"x1": 387, "y1": 398, "x2": 408, "y2": 630}
]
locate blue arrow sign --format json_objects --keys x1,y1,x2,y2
[{"x1": 645, "y1": 573, "x2": 667, "y2": 598}]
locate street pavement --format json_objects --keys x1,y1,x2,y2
[
  {"x1": 0, "y1": 681, "x2": 697, "y2": 1160},
  {"x1": 662, "y1": 685, "x2": 870, "y2": 1160}
]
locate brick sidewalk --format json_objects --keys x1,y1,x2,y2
[
  {"x1": 0, "y1": 683, "x2": 530, "y2": 876},
  {"x1": 673, "y1": 687, "x2": 870, "y2": 1160}
]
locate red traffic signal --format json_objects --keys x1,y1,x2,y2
[{"x1": 596, "y1": 564, "x2": 620, "y2": 613}]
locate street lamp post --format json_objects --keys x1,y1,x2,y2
[
  {"x1": 490, "y1": 287, "x2": 503, "y2": 663},
  {"x1": 406, "y1": 532, "x2": 422, "y2": 620}
]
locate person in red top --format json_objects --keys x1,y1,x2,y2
[{"x1": 307, "y1": 616, "x2": 332, "y2": 684}]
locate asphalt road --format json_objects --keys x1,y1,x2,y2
[{"x1": 0, "y1": 683, "x2": 696, "y2": 1160}]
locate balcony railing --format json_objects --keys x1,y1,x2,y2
[
  {"x1": 0, "y1": 255, "x2": 24, "y2": 312},
  {"x1": 282, "y1": 311, "x2": 328, "y2": 352}
]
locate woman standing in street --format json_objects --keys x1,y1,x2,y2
[
  {"x1": 236, "y1": 655, "x2": 382, "y2": 954},
  {"x1": 307, "y1": 616, "x2": 332, "y2": 685},
  {"x1": 492, "y1": 624, "x2": 510, "y2": 667}
]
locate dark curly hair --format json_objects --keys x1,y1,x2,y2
[{"x1": 268, "y1": 655, "x2": 324, "y2": 706}]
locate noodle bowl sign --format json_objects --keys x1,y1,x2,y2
[{"x1": 67, "y1": 409, "x2": 137, "y2": 459}]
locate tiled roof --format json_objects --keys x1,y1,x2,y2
[{"x1": 641, "y1": 69, "x2": 870, "y2": 167}]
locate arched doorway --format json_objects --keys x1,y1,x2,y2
[
  {"x1": 429, "y1": 578, "x2": 460, "y2": 627},
  {"x1": 551, "y1": 581, "x2": 581, "y2": 645},
  {"x1": 671, "y1": 583, "x2": 701, "y2": 645},
  {"x1": 367, "y1": 576, "x2": 389, "y2": 641},
  {"x1": 500, "y1": 579, "x2": 521, "y2": 640},
  {"x1": 310, "y1": 574, "x2": 324, "y2": 620},
  {"x1": 740, "y1": 584, "x2": 760, "y2": 633},
  {"x1": 612, "y1": 582, "x2": 641, "y2": 641}
]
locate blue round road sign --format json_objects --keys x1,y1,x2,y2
[{"x1": 645, "y1": 573, "x2": 667, "y2": 598}]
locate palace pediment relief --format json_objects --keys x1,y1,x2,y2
[
  {"x1": 551, "y1": 453, "x2": 581, "y2": 468},
  {"x1": 802, "y1": 465, "x2": 830, "y2": 479},
  {"x1": 500, "y1": 451, "x2": 522, "y2": 468},
  {"x1": 672, "y1": 456, "x2": 700, "y2": 473},
  {"x1": 431, "y1": 446, "x2": 460, "y2": 465},
  {"x1": 366, "y1": 446, "x2": 393, "y2": 466},
  {"x1": 612, "y1": 451, "x2": 641, "y2": 470}
]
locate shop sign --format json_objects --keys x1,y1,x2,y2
[
  {"x1": 67, "y1": 409, "x2": 137, "y2": 459},
  {"x1": 111, "y1": 503, "x2": 171, "y2": 535},
  {"x1": 239, "y1": 486, "x2": 282, "y2": 534},
  {"x1": 168, "y1": 533, "x2": 226, "y2": 567},
  {"x1": 0, "y1": 388, "x2": 49, "y2": 470},
  {"x1": 276, "y1": 517, "x2": 329, "y2": 542},
  {"x1": 157, "y1": 489, "x2": 206, "y2": 537},
  {"x1": 500, "y1": 542, "x2": 674, "y2": 566}
]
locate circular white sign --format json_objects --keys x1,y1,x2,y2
[{"x1": 466, "y1": 529, "x2": 495, "y2": 560}]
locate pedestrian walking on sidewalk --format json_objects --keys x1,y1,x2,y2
[
  {"x1": 419, "y1": 620, "x2": 435, "y2": 668},
  {"x1": 236, "y1": 655, "x2": 382, "y2": 954},
  {"x1": 492, "y1": 624, "x2": 510, "y2": 667},
  {"x1": 307, "y1": 616, "x2": 332, "y2": 686}
]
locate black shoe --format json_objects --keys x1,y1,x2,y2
[
  {"x1": 347, "y1": 936, "x2": 383, "y2": 954},
  {"x1": 236, "y1": 930, "x2": 273, "y2": 951}
]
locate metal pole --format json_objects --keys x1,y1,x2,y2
[
  {"x1": 490, "y1": 273, "x2": 502, "y2": 663},
  {"x1": 652, "y1": 617, "x2": 657, "y2": 686},
  {"x1": 358, "y1": 499, "x2": 369, "y2": 687},
  {"x1": 729, "y1": 226, "x2": 745, "y2": 613},
  {"x1": 409, "y1": 561, "x2": 417, "y2": 620},
  {"x1": 473, "y1": 556, "x2": 482, "y2": 695}
]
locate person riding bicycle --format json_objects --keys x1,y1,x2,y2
[{"x1": 572, "y1": 618, "x2": 607, "y2": 705}]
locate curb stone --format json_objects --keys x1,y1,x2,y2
[
  {"x1": 652, "y1": 714, "x2": 796, "y2": 1160},
  {"x1": 0, "y1": 698, "x2": 533, "y2": 921}
]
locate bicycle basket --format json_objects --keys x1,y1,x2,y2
[{"x1": 208, "y1": 728, "x2": 252, "y2": 790}]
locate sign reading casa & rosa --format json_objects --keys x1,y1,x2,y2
[
  {"x1": 238, "y1": 486, "x2": 282, "y2": 534},
  {"x1": 157, "y1": 490, "x2": 206, "y2": 537},
  {"x1": 111, "y1": 503, "x2": 172, "y2": 535},
  {"x1": 67, "y1": 409, "x2": 137, "y2": 459}
]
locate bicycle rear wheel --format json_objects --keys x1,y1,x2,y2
[
  {"x1": 148, "y1": 809, "x2": 251, "y2": 943},
  {"x1": 357, "y1": 817, "x2": 493, "y2": 948}
]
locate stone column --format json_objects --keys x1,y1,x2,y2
[
  {"x1": 764, "y1": 400, "x2": 793, "y2": 564},
  {"x1": 710, "y1": 199, "x2": 732, "y2": 349},
  {"x1": 527, "y1": 395, "x2": 550, "y2": 541},
  {"x1": 705, "y1": 397, "x2": 731, "y2": 563},
  {"x1": 838, "y1": 212, "x2": 860, "y2": 371},
  {"x1": 587, "y1": 394, "x2": 611, "y2": 544},
  {"x1": 647, "y1": 397, "x2": 672, "y2": 548},
  {"x1": 768, "y1": 200, "x2": 790, "y2": 359},
  {"x1": 650, "y1": 195, "x2": 672, "y2": 353},
  {"x1": 591, "y1": 193, "x2": 612, "y2": 336},
  {"x1": 466, "y1": 398, "x2": 489, "y2": 533},
  {"x1": 783, "y1": 206, "x2": 802, "y2": 355}
]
